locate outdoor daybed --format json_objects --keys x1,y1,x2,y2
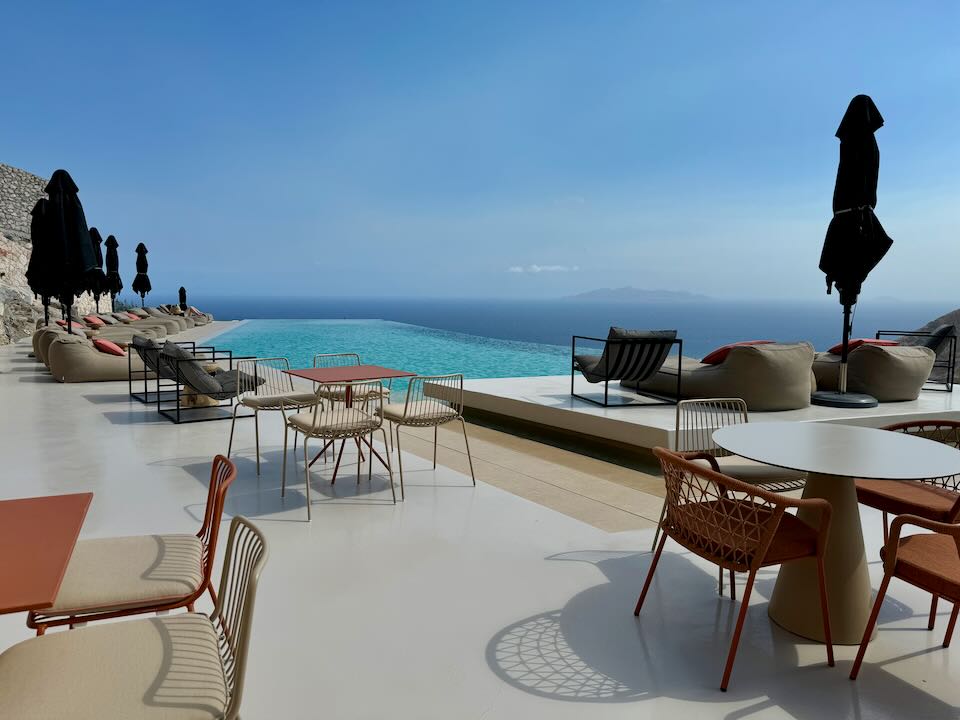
[
  {"x1": 813, "y1": 344, "x2": 936, "y2": 402},
  {"x1": 621, "y1": 342, "x2": 815, "y2": 411},
  {"x1": 47, "y1": 334, "x2": 153, "y2": 383},
  {"x1": 572, "y1": 328, "x2": 680, "y2": 406}
]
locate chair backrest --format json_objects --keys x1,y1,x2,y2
[
  {"x1": 596, "y1": 331, "x2": 676, "y2": 383},
  {"x1": 210, "y1": 516, "x2": 268, "y2": 720},
  {"x1": 197, "y1": 455, "x2": 238, "y2": 585},
  {"x1": 235, "y1": 357, "x2": 294, "y2": 400},
  {"x1": 883, "y1": 420, "x2": 960, "y2": 494},
  {"x1": 131, "y1": 335, "x2": 161, "y2": 374},
  {"x1": 313, "y1": 352, "x2": 361, "y2": 368},
  {"x1": 654, "y1": 447, "x2": 787, "y2": 572},
  {"x1": 401, "y1": 374, "x2": 464, "y2": 424},
  {"x1": 675, "y1": 398, "x2": 749, "y2": 455},
  {"x1": 307, "y1": 380, "x2": 384, "y2": 437},
  {"x1": 160, "y1": 343, "x2": 226, "y2": 395}
]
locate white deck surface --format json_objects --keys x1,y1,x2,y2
[
  {"x1": 464, "y1": 375, "x2": 960, "y2": 449},
  {"x1": 0, "y1": 335, "x2": 957, "y2": 718}
]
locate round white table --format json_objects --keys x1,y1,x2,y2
[{"x1": 713, "y1": 422, "x2": 960, "y2": 645}]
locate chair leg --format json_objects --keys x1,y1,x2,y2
[
  {"x1": 380, "y1": 427, "x2": 397, "y2": 504},
  {"x1": 882, "y1": 512, "x2": 889, "y2": 544},
  {"x1": 396, "y1": 427, "x2": 406, "y2": 501},
  {"x1": 929, "y1": 594, "x2": 939, "y2": 631},
  {"x1": 433, "y1": 426, "x2": 438, "y2": 469},
  {"x1": 367, "y1": 433, "x2": 373, "y2": 483},
  {"x1": 293, "y1": 430, "x2": 298, "y2": 457},
  {"x1": 651, "y1": 501, "x2": 667, "y2": 553},
  {"x1": 634, "y1": 531, "x2": 668, "y2": 616},
  {"x1": 254, "y1": 409, "x2": 261, "y2": 476},
  {"x1": 816, "y1": 555, "x2": 835, "y2": 666},
  {"x1": 281, "y1": 425, "x2": 289, "y2": 497},
  {"x1": 944, "y1": 603, "x2": 959, "y2": 648},
  {"x1": 729, "y1": 569, "x2": 736, "y2": 602},
  {"x1": 227, "y1": 402, "x2": 241, "y2": 457},
  {"x1": 303, "y1": 437, "x2": 312, "y2": 521},
  {"x1": 720, "y1": 568, "x2": 758, "y2": 692},
  {"x1": 459, "y1": 418, "x2": 476, "y2": 485},
  {"x1": 356, "y1": 436, "x2": 362, "y2": 485},
  {"x1": 850, "y1": 573, "x2": 892, "y2": 680}
]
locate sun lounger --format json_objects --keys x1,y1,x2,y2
[
  {"x1": 46, "y1": 334, "x2": 154, "y2": 383},
  {"x1": 813, "y1": 344, "x2": 935, "y2": 402}
]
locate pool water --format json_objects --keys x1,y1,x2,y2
[{"x1": 210, "y1": 320, "x2": 570, "y2": 386}]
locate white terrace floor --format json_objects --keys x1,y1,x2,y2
[
  {"x1": 465, "y1": 374, "x2": 960, "y2": 449},
  {"x1": 0, "y1": 332, "x2": 957, "y2": 719}
]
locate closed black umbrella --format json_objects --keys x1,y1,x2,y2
[
  {"x1": 813, "y1": 95, "x2": 893, "y2": 408},
  {"x1": 25, "y1": 198, "x2": 55, "y2": 325},
  {"x1": 44, "y1": 169, "x2": 97, "y2": 334},
  {"x1": 87, "y1": 227, "x2": 107, "y2": 312},
  {"x1": 104, "y1": 235, "x2": 123, "y2": 311},
  {"x1": 132, "y1": 242, "x2": 151, "y2": 307},
  {"x1": 178, "y1": 286, "x2": 187, "y2": 311}
]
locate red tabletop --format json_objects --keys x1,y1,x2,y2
[
  {"x1": 0, "y1": 493, "x2": 92, "y2": 614},
  {"x1": 285, "y1": 365, "x2": 416, "y2": 384}
]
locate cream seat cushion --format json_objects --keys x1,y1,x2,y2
[
  {"x1": 47, "y1": 534, "x2": 203, "y2": 615},
  {"x1": 241, "y1": 391, "x2": 317, "y2": 409},
  {"x1": 289, "y1": 407, "x2": 379, "y2": 434},
  {"x1": 0, "y1": 614, "x2": 226, "y2": 719},
  {"x1": 706, "y1": 455, "x2": 806, "y2": 487},
  {"x1": 382, "y1": 400, "x2": 458, "y2": 423}
]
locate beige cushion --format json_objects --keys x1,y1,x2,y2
[
  {"x1": 242, "y1": 391, "x2": 318, "y2": 409},
  {"x1": 0, "y1": 614, "x2": 226, "y2": 719},
  {"x1": 318, "y1": 384, "x2": 390, "y2": 402},
  {"x1": 711, "y1": 455, "x2": 805, "y2": 485},
  {"x1": 288, "y1": 407, "x2": 379, "y2": 435},
  {"x1": 813, "y1": 345, "x2": 936, "y2": 402},
  {"x1": 382, "y1": 400, "x2": 458, "y2": 424},
  {"x1": 47, "y1": 534, "x2": 203, "y2": 615}
]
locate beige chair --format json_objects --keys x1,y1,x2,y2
[
  {"x1": 384, "y1": 374, "x2": 475, "y2": 500},
  {"x1": 313, "y1": 352, "x2": 392, "y2": 403},
  {"x1": 0, "y1": 516, "x2": 267, "y2": 720},
  {"x1": 282, "y1": 380, "x2": 395, "y2": 519},
  {"x1": 227, "y1": 357, "x2": 318, "y2": 475},
  {"x1": 652, "y1": 398, "x2": 807, "y2": 597}
]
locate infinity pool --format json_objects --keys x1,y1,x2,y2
[{"x1": 210, "y1": 319, "x2": 569, "y2": 381}]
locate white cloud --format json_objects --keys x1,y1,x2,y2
[{"x1": 507, "y1": 264, "x2": 580, "y2": 274}]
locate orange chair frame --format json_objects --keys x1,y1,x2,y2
[{"x1": 27, "y1": 455, "x2": 237, "y2": 635}]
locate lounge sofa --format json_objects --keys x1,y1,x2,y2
[
  {"x1": 813, "y1": 344, "x2": 935, "y2": 402},
  {"x1": 47, "y1": 334, "x2": 153, "y2": 383},
  {"x1": 622, "y1": 342, "x2": 815, "y2": 411}
]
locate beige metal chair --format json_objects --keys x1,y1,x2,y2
[
  {"x1": 227, "y1": 357, "x2": 317, "y2": 475},
  {"x1": 282, "y1": 380, "x2": 395, "y2": 519},
  {"x1": 0, "y1": 516, "x2": 268, "y2": 720},
  {"x1": 652, "y1": 398, "x2": 807, "y2": 597},
  {"x1": 313, "y1": 352, "x2": 392, "y2": 403},
  {"x1": 384, "y1": 373, "x2": 475, "y2": 500}
]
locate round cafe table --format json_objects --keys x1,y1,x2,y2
[{"x1": 713, "y1": 422, "x2": 960, "y2": 645}]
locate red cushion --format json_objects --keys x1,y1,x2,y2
[
  {"x1": 92, "y1": 338, "x2": 126, "y2": 356},
  {"x1": 55, "y1": 319, "x2": 67, "y2": 327},
  {"x1": 83, "y1": 315, "x2": 106, "y2": 327},
  {"x1": 126, "y1": 312, "x2": 141, "y2": 320},
  {"x1": 702, "y1": 340, "x2": 774, "y2": 365},
  {"x1": 828, "y1": 338, "x2": 898, "y2": 354}
]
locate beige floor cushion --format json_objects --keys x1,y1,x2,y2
[{"x1": 813, "y1": 345, "x2": 936, "y2": 401}]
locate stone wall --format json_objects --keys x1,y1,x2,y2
[{"x1": 0, "y1": 163, "x2": 96, "y2": 345}]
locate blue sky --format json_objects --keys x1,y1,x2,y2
[{"x1": 3, "y1": 1, "x2": 959, "y2": 302}]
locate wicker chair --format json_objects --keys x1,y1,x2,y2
[
  {"x1": 855, "y1": 420, "x2": 960, "y2": 632},
  {"x1": 850, "y1": 515, "x2": 960, "y2": 680},
  {"x1": 383, "y1": 374, "x2": 475, "y2": 500},
  {"x1": 226, "y1": 357, "x2": 317, "y2": 475},
  {"x1": 282, "y1": 380, "x2": 395, "y2": 519},
  {"x1": 635, "y1": 447, "x2": 833, "y2": 691},
  {"x1": 27, "y1": 455, "x2": 236, "y2": 635},
  {"x1": 0, "y1": 516, "x2": 267, "y2": 720}
]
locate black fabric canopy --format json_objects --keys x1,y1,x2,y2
[
  {"x1": 178, "y1": 286, "x2": 187, "y2": 311},
  {"x1": 25, "y1": 198, "x2": 54, "y2": 325},
  {"x1": 104, "y1": 234, "x2": 123, "y2": 310},
  {"x1": 132, "y1": 242, "x2": 151, "y2": 306},
  {"x1": 87, "y1": 227, "x2": 107, "y2": 312}
]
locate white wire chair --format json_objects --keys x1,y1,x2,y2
[
  {"x1": 282, "y1": 380, "x2": 395, "y2": 519},
  {"x1": 227, "y1": 357, "x2": 317, "y2": 475},
  {"x1": 384, "y1": 374, "x2": 475, "y2": 500},
  {"x1": 312, "y1": 352, "x2": 392, "y2": 404}
]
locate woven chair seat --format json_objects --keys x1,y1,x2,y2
[
  {"x1": 856, "y1": 479, "x2": 959, "y2": 521},
  {"x1": 881, "y1": 533, "x2": 960, "y2": 600}
]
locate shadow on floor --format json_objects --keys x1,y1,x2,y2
[{"x1": 485, "y1": 549, "x2": 957, "y2": 718}]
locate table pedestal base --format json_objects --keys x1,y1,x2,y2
[{"x1": 768, "y1": 472, "x2": 873, "y2": 645}]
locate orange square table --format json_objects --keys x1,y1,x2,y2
[{"x1": 0, "y1": 493, "x2": 92, "y2": 615}]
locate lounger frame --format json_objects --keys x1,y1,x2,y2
[{"x1": 570, "y1": 335, "x2": 683, "y2": 407}]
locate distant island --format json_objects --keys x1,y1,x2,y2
[{"x1": 563, "y1": 286, "x2": 711, "y2": 302}]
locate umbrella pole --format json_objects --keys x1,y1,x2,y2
[
  {"x1": 838, "y1": 303, "x2": 852, "y2": 394},
  {"x1": 66, "y1": 303, "x2": 72, "y2": 336},
  {"x1": 43, "y1": 300, "x2": 49, "y2": 327}
]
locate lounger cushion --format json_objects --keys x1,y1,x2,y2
[
  {"x1": 46, "y1": 534, "x2": 204, "y2": 615},
  {"x1": 827, "y1": 338, "x2": 898, "y2": 354},
  {"x1": 93, "y1": 338, "x2": 126, "y2": 356},
  {"x1": 813, "y1": 345, "x2": 935, "y2": 401},
  {"x1": 855, "y1": 479, "x2": 959, "y2": 522},
  {"x1": 382, "y1": 400, "x2": 458, "y2": 423},
  {"x1": 576, "y1": 329, "x2": 677, "y2": 384},
  {"x1": 242, "y1": 391, "x2": 318, "y2": 409},
  {"x1": 129, "y1": 308, "x2": 150, "y2": 317},
  {"x1": 0, "y1": 614, "x2": 227, "y2": 720},
  {"x1": 289, "y1": 408, "x2": 380, "y2": 434},
  {"x1": 48, "y1": 335, "x2": 152, "y2": 383},
  {"x1": 95, "y1": 313, "x2": 119, "y2": 324},
  {"x1": 83, "y1": 315, "x2": 105, "y2": 327},
  {"x1": 161, "y1": 343, "x2": 223, "y2": 395},
  {"x1": 881, "y1": 533, "x2": 960, "y2": 600}
]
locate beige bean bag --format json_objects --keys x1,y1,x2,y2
[
  {"x1": 46, "y1": 335, "x2": 153, "y2": 383},
  {"x1": 813, "y1": 345, "x2": 935, "y2": 402},
  {"x1": 144, "y1": 308, "x2": 190, "y2": 331},
  {"x1": 34, "y1": 327, "x2": 89, "y2": 366},
  {"x1": 623, "y1": 342, "x2": 815, "y2": 411}
]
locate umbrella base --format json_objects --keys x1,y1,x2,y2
[{"x1": 810, "y1": 390, "x2": 878, "y2": 409}]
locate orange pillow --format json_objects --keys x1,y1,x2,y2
[
  {"x1": 83, "y1": 315, "x2": 105, "y2": 327},
  {"x1": 828, "y1": 338, "x2": 898, "y2": 354},
  {"x1": 93, "y1": 338, "x2": 126, "y2": 356},
  {"x1": 126, "y1": 312, "x2": 141, "y2": 320},
  {"x1": 702, "y1": 340, "x2": 774, "y2": 365},
  {"x1": 55, "y1": 319, "x2": 67, "y2": 327}
]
